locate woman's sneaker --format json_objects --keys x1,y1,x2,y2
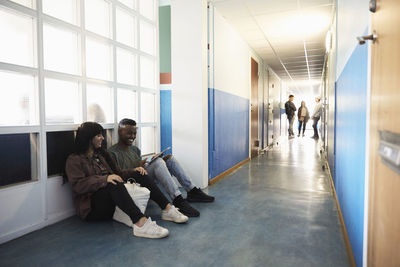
[
  {"x1": 187, "y1": 187, "x2": 215, "y2": 203},
  {"x1": 161, "y1": 205, "x2": 188, "y2": 223},
  {"x1": 133, "y1": 217, "x2": 169, "y2": 239}
]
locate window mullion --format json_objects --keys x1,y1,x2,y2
[{"x1": 80, "y1": 0, "x2": 87, "y2": 122}]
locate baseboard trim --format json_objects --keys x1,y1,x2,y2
[
  {"x1": 324, "y1": 159, "x2": 357, "y2": 267},
  {"x1": 0, "y1": 209, "x2": 75, "y2": 245},
  {"x1": 208, "y1": 158, "x2": 250, "y2": 185}
]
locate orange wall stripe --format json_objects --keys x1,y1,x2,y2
[{"x1": 160, "y1": 73, "x2": 172, "y2": 84}]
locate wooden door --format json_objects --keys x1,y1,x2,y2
[
  {"x1": 251, "y1": 58, "x2": 258, "y2": 158},
  {"x1": 368, "y1": 0, "x2": 400, "y2": 265}
]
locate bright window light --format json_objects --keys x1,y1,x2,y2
[
  {"x1": 85, "y1": 0, "x2": 111, "y2": 38},
  {"x1": 140, "y1": 92, "x2": 155, "y2": 123},
  {"x1": 140, "y1": 56, "x2": 155, "y2": 89},
  {"x1": 43, "y1": 0, "x2": 79, "y2": 25},
  {"x1": 45, "y1": 78, "x2": 81, "y2": 124},
  {"x1": 141, "y1": 127, "x2": 155, "y2": 155},
  {"x1": 140, "y1": 20, "x2": 155, "y2": 55},
  {"x1": 117, "y1": 48, "x2": 137, "y2": 85},
  {"x1": 140, "y1": 0, "x2": 154, "y2": 21},
  {"x1": 0, "y1": 9, "x2": 36, "y2": 67},
  {"x1": 86, "y1": 83, "x2": 113, "y2": 123},
  {"x1": 86, "y1": 38, "x2": 113, "y2": 81},
  {"x1": 116, "y1": 7, "x2": 136, "y2": 47},
  {"x1": 117, "y1": 89, "x2": 137, "y2": 122},
  {"x1": 0, "y1": 71, "x2": 37, "y2": 126},
  {"x1": 118, "y1": 0, "x2": 135, "y2": 10},
  {"x1": 9, "y1": 0, "x2": 35, "y2": 9},
  {"x1": 43, "y1": 24, "x2": 80, "y2": 75}
]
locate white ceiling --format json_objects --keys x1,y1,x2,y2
[{"x1": 211, "y1": 0, "x2": 335, "y2": 96}]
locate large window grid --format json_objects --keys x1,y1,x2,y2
[{"x1": 0, "y1": 0, "x2": 159, "y2": 187}]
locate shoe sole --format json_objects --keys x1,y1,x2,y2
[
  {"x1": 161, "y1": 216, "x2": 188, "y2": 223},
  {"x1": 134, "y1": 231, "x2": 169, "y2": 239}
]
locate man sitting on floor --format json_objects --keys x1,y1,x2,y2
[{"x1": 108, "y1": 118, "x2": 214, "y2": 217}]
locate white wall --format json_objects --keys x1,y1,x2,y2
[
  {"x1": 0, "y1": 177, "x2": 74, "y2": 244},
  {"x1": 212, "y1": 7, "x2": 265, "y2": 154},
  {"x1": 171, "y1": 0, "x2": 208, "y2": 188},
  {"x1": 336, "y1": 0, "x2": 370, "y2": 79},
  {"x1": 214, "y1": 9, "x2": 251, "y2": 99}
]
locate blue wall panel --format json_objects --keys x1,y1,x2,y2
[
  {"x1": 208, "y1": 88, "x2": 249, "y2": 179},
  {"x1": 335, "y1": 37, "x2": 368, "y2": 267},
  {"x1": 160, "y1": 90, "x2": 172, "y2": 155}
]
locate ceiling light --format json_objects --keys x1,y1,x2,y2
[{"x1": 325, "y1": 30, "x2": 332, "y2": 53}]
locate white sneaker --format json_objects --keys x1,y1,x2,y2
[
  {"x1": 133, "y1": 217, "x2": 169, "y2": 239},
  {"x1": 161, "y1": 205, "x2": 189, "y2": 223}
]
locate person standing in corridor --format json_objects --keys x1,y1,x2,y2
[
  {"x1": 285, "y1": 94, "x2": 296, "y2": 138},
  {"x1": 311, "y1": 97, "x2": 322, "y2": 139},
  {"x1": 297, "y1": 101, "x2": 310, "y2": 137}
]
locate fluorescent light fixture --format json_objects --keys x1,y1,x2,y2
[{"x1": 325, "y1": 30, "x2": 332, "y2": 53}]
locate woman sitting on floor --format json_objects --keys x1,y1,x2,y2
[{"x1": 65, "y1": 122, "x2": 188, "y2": 239}]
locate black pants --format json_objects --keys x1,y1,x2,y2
[
  {"x1": 86, "y1": 175, "x2": 170, "y2": 224},
  {"x1": 298, "y1": 120, "x2": 307, "y2": 134},
  {"x1": 312, "y1": 117, "x2": 320, "y2": 137}
]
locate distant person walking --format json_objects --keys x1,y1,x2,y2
[
  {"x1": 297, "y1": 101, "x2": 310, "y2": 137},
  {"x1": 285, "y1": 94, "x2": 296, "y2": 138},
  {"x1": 311, "y1": 97, "x2": 322, "y2": 139}
]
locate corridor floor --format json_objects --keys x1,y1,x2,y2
[{"x1": 0, "y1": 136, "x2": 350, "y2": 267}]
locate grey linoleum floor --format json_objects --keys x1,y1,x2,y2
[{"x1": 0, "y1": 135, "x2": 349, "y2": 267}]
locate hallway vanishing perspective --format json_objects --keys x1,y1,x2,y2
[{"x1": 0, "y1": 137, "x2": 349, "y2": 267}]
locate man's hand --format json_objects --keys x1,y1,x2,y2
[
  {"x1": 107, "y1": 174, "x2": 124, "y2": 185},
  {"x1": 134, "y1": 167, "x2": 148, "y2": 176},
  {"x1": 163, "y1": 154, "x2": 172, "y2": 161},
  {"x1": 138, "y1": 159, "x2": 147, "y2": 167}
]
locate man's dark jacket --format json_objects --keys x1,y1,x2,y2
[{"x1": 285, "y1": 100, "x2": 296, "y2": 119}]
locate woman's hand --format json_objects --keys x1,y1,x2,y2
[
  {"x1": 107, "y1": 174, "x2": 124, "y2": 185},
  {"x1": 134, "y1": 167, "x2": 148, "y2": 176}
]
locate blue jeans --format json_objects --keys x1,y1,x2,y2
[{"x1": 145, "y1": 156, "x2": 195, "y2": 200}]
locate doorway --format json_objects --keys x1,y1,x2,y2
[{"x1": 251, "y1": 58, "x2": 259, "y2": 158}]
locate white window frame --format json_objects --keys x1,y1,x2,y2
[{"x1": 0, "y1": 0, "x2": 160, "y2": 189}]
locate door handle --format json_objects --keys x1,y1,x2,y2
[{"x1": 357, "y1": 31, "x2": 378, "y2": 45}]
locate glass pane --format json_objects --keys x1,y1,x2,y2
[
  {"x1": 140, "y1": 21, "x2": 155, "y2": 55},
  {"x1": 118, "y1": 0, "x2": 135, "y2": 9},
  {"x1": 140, "y1": 92, "x2": 155, "y2": 123},
  {"x1": 0, "y1": 71, "x2": 37, "y2": 126},
  {"x1": 87, "y1": 83, "x2": 113, "y2": 123},
  {"x1": 86, "y1": 38, "x2": 112, "y2": 81},
  {"x1": 43, "y1": 0, "x2": 79, "y2": 25},
  {"x1": 141, "y1": 127, "x2": 155, "y2": 155},
  {"x1": 0, "y1": 133, "x2": 37, "y2": 186},
  {"x1": 116, "y1": 48, "x2": 137, "y2": 85},
  {"x1": 0, "y1": 9, "x2": 35, "y2": 67},
  {"x1": 116, "y1": 8, "x2": 136, "y2": 47},
  {"x1": 117, "y1": 89, "x2": 137, "y2": 122},
  {"x1": 140, "y1": 0, "x2": 154, "y2": 20},
  {"x1": 45, "y1": 78, "x2": 81, "y2": 124},
  {"x1": 10, "y1": 0, "x2": 35, "y2": 9},
  {"x1": 43, "y1": 24, "x2": 80, "y2": 75},
  {"x1": 140, "y1": 56, "x2": 155, "y2": 89},
  {"x1": 85, "y1": 0, "x2": 111, "y2": 38},
  {"x1": 47, "y1": 131, "x2": 75, "y2": 176}
]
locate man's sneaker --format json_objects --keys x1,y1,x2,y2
[
  {"x1": 133, "y1": 217, "x2": 169, "y2": 239},
  {"x1": 187, "y1": 187, "x2": 215, "y2": 203},
  {"x1": 161, "y1": 205, "x2": 188, "y2": 223},
  {"x1": 173, "y1": 195, "x2": 200, "y2": 217}
]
